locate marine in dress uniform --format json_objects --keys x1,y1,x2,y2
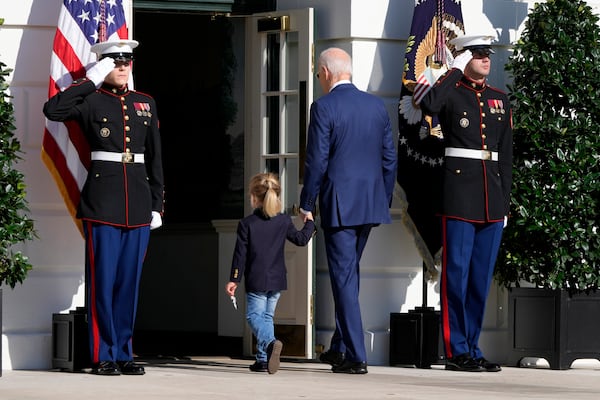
[
  {"x1": 43, "y1": 38, "x2": 164, "y2": 376},
  {"x1": 419, "y1": 34, "x2": 513, "y2": 372}
]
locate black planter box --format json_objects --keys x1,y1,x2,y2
[
  {"x1": 52, "y1": 307, "x2": 91, "y2": 371},
  {"x1": 507, "y1": 287, "x2": 600, "y2": 370},
  {"x1": 389, "y1": 307, "x2": 444, "y2": 368}
]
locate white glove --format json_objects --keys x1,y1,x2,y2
[
  {"x1": 86, "y1": 57, "x2": 115, "y2": 88},
  {"x1": 503, "y1": 215, "x2": 508, "y2": 228},
  {"x1": 150, "y1": 211, "x2": 163, "y2": 230},
  {"x1": 451, "y1": 50, "x2": 472, "y2": 73}
]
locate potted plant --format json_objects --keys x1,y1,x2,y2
[
  {"x1": 0, "y1": 17, "x2": 37, "y2": 376},
  {"x1": 497, "y1": 0, "x2": 600, "y2": 369}
]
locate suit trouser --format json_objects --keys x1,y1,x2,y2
[
  {"x1": 441, "y1": 217, "x2": 503, "y2": 360},
  {"x1": 84, "y1": 221, "x2": 150, "y2": 364},
  {"x1": 323, "y1": 224, "x2": 373, "y2": 363}
]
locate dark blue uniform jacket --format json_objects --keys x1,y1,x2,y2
[
  {"x1": 43, "y1": 79, "x2": 164, "y2": 227},
  {"x1": 420, "y1": 69, "x2": 513, "y2": 222}
]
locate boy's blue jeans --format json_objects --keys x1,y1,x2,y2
[{"x1": 246, "y1": 291, "x2": 281, "y2": 362}]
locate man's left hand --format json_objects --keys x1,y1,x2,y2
[{"x1": 150, "y1": 211, "x2": 163, "y2": 230}]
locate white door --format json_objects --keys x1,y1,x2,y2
[{"x1": 244, "y1": 8, "x2": 315, "y2": 359}]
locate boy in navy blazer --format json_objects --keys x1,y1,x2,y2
[{"x1": 226, "y1": 173, "x2": 315, "y2": 374}]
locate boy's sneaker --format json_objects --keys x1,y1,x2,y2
[
  {"x1": 266, "y1": 339, "x2": 283, "y2": 374},
  {"x1": 249, "y1": 361, "x2": 268, "y2": 372}
]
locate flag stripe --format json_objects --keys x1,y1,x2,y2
[
  {"x1": 51, "y1": 29, "x2": 86, "y2": 88},
  {"x1": 42, "y1": 0, "x2": 130, "y2": 234},
  {"x1": 41, "y1": 131, "x2": 82, "y2": 210}
]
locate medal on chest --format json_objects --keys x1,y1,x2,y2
[
  {"x1": 134, "y1": 102, "x2": 152, "y2": 117},
  {"x1": 488, "y1": 99, "x2": 506, "y2": 115}
]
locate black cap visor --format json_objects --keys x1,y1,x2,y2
[
  {"x1": 101, "y1": 52, "x2": 134, "y2": 62},
  {"x1": 465, "y1": 45, "x2": 494, "y2": 56}
]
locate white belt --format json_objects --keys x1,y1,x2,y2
[
  {"x1": 445, "y1": 147, "x2": 498, "y2": 161},
  {"x1": 91, "y1": 151, "x2": 145, "y2": 164}
]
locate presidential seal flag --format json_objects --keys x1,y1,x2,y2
[
  {"x1": 397, "y1": 0, "x2": 464, "y2": 276},
  {"x1": 41, "y1": 0, "x2": 131, "y2": 234}
]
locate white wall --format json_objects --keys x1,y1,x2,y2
[
  {"x1": 0, "y1": 0, "x2": 132, "y2": 370},
  {"x1": 0, "y1": 0, "x2": 82, "y2": 370},
  {"x1": 3, "y1": 0, "x2": 600, "y2": 370}
]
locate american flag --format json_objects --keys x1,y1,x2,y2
[
  {"x1": 396, "y1": 0, "x2": 464, "y2": 275},
  {"x1": 41, "y1": 0, "x2": 130, "y2": 234}
]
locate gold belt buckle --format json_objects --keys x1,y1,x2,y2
[
  {"x1": 482, "y1": 150, "x2": 491, "y2": 160},
  {"x1": 122, "y1": 152, "x2": 133, "y2": 163}
]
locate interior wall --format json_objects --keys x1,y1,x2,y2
[
  {"x1": 133, "y1": 11, "x2": 243, "y2": 224},
  {"x1": 131, "y1": 9, "x2": 247, "y2": 356}
]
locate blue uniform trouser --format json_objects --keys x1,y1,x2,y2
[
  {"x1": 323, "y1": 224, "x2": 373, "y2": 363},
  {"x1": 441, "y1": 217, "x2": 503, "y2": 360},
  {"x1": 83, "y1": 221, "x2": 150, "y2": 364},
  {"x1": 246, "y1": 291, "x2": 281, "y2": 362}
]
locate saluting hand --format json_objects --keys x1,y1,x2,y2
[
  {"x1": 86, "y1": 57, "x2": 115, "y2": 88},
  {"x1": 452, "y1": 50, "x2": 473, "y2": 73}
]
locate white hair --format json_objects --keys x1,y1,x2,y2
[{"x1": 318, "y1": 47, "x2": 352, "y2": 78}]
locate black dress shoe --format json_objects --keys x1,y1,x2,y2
[
  {"x1": 249, "y1": 361, "x2": 268, "y2": 372},
  {"x1": 332, "y1": 360, "x2": 368, "y2": 374},
  {"x1": 319, "y1": 350, "x2": 345, "y2": 367},
  {"x1": 91, "y1": 361, "x2": 120, "y2": 376},
  {"x1": 445, "y1": 354, "x2": 485, "y2": 372},
  {"x1": 475, "y1": 357, "x2": 502, "y2": 372},
  {"x1": 118, "y1": 361, "x2": 145, "y2": 375},
  {"x1": 266, "y1": 339, "x2": 283, "y2": 374}
]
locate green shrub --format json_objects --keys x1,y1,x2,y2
[
  {"x1": 497, "y1": 0, "x2": 600, "y2": 295},
  {"x1": 0, "y1": 36, "x2": 36, "y2": 288}
]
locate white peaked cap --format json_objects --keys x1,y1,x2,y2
[
  {"x1": 449, "y1": 34, "x2": 496, "y2": 51},
  {"x1": 90, "y1": 39, "x2": 139, "y2": 58}
]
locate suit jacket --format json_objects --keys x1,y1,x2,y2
[
  {"x1": 300, "y1": 83, "x2": 397, "y2": 228},
  {"x1": 43, "y1": 79, "x2": 164, "y2": 227},
  {"x1": 229, "y1": 209, "x2": 316, "y2": 292},
  {"x1": 419, "y1": 69, "x2": 513, "y2": 222}
]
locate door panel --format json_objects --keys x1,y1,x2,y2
[{"x1": 245, "y1": 8, "x2": 315, "y2": 359}]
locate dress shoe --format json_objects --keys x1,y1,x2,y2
[
  {"x1": 118, "y1": 361, "x2": 146, "y2": 375},
  {"x1": 445, "y1": 354, "x2": 485, "y2": 372},
  {"x1": 475, "y1": 357, "x2": 502, "y2": 372},
  {"x1": 91, "y1": 361, "x2": 120, "y2": 376},
  {"x1": 249, "y1": 361, "x2": 268, "y2": 372},
  {"x1": 332, "y1": 360, "x2": 368, "y2": 374},
  {"x1": 266, "y1": 339, "x2": 283, "y2": 374},
  {"x1": 319, "y1": 350, "x2": 345, "y2": 367}
]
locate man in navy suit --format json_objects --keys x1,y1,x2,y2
[{"x1": 300, "y1": 47, "x2": 397, "y2": 374}]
